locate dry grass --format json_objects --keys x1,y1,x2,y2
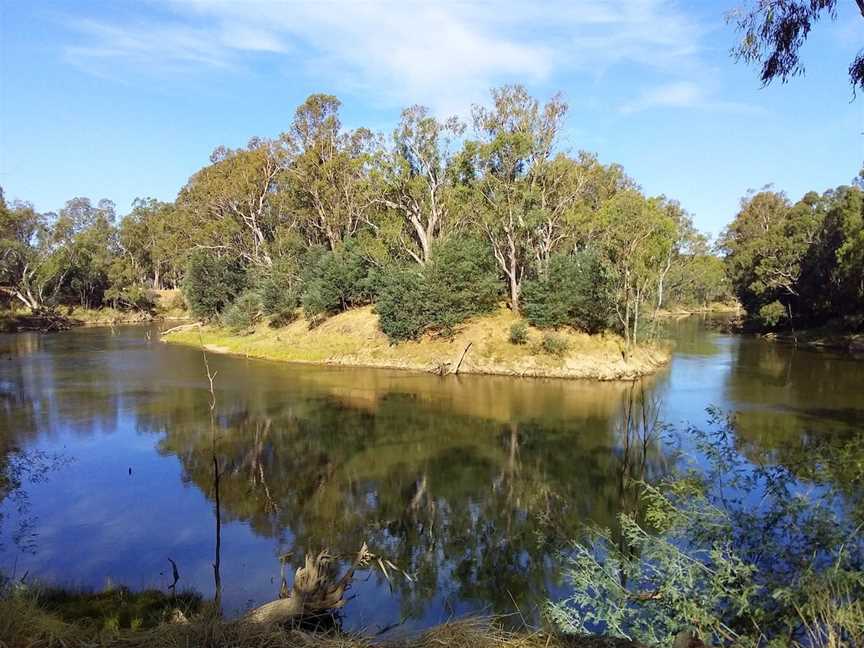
[
  {"x1": 163, "y1": 306, "x2": 670, "y2": 381},
  {"x1": 0, "y1": 595, "x2": 641, "y2": 648}
]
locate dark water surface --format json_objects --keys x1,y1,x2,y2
[{"x1": 0, "y1": 319, "x2": 861, "y2": 632}]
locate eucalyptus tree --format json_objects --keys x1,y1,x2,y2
[
  {"x1": 281, "y1": 94, "x2": 377, "y2": 250},
  {"x1": 467, "y1": 85, "x2": 569, "y2": 313},
  {"x1": 375, "y1": 105, "x2": 465, "y2": 264},
  {"x1": 594, "y1": 191, "x2": 678, "y2": 349},
  {"x1": 0, "y1": 192, "x2": 49, "y2": 309},
  {"x1": 47, "y1": 198, "x2": 118, "y2": 308},
  {"x1": 721, "y1": 189, "x2": 823, "y2": 325},
  {"x1": 178, "y1": 138, "x2": 291, "y2": 268},
  {"x1": 117, "y1": 198, "x2": 186, "y2": 290},
  {"x1": 729, "y1": 0, "x2": 864, "y2": 92}
]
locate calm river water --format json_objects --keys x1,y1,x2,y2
[{"x1": 0, "y1": 318, "x2": 861, "y2": 632}]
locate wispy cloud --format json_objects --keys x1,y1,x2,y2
[
  {"x1": 620, "y1": 80, "x2": 760, "y2": 114},
  {"x1": 61, "y1": 0, "x2": 708, "y2": 113}
]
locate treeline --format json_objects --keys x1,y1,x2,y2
[
  {"x1": 1, "y1": 86, "x2": 730, "y2": 346},
  {"x1": 722, "y1": 183, "x2": 864, "y2": 331}
]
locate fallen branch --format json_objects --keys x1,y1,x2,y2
[{"x1": 161, "y1": 322, "x2": 203, "y2": 336}]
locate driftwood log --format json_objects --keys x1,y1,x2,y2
[{"x1": 245, "y1": 544, "x2": 371, "y2": 624}]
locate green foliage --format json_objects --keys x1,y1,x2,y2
[
  {"x1": 255, "y1": 256, "x2": 301, "y2": 317},
  {"x1": 221, "y1": 291, "x2": 262, "y2": 331},
  {"x1": 730, "y1": 0, "x2": 864, "y2": 93},
  {"x1": 722, "y1": 186, "x2": 864, "y2": 331},
  {"x1": 182, "y1": 251, "x2": 246, "y2": 319},
  {"x1": 300, "y1": 243, "x2": 375, "y2": 320},
  {"x1": 540, "y1": 332, "x2": 569, "y2": 357},
  {"x1": 376, "y1": 266, "x2": 430, "y2": 341},
  {"x1": 509, "y1": 320, "x2": 529, "y2": 345},
  {"x1": 375, "y1": 236, "x2": 500, "y2": 341},
  {"x1": 423, "y1": 236, "x2": 500, "y2": 334},
  {"x1": 758, "y1": 300, "x2": 787, "y2": 328},
  {"x1": 549, "y1": 409, "x2": 864, "y2": 647},
  {"x1": 29, "y1": 585, "x2": 202, "y2": 631},
  {"x1": 522, "y1": 252, "x2": 614, "y2": 333}
]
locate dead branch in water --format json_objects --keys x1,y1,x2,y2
[
  {"x1": 161, "y1": 322, "x2": 203, "y2": 336},
  {"x1": 246, "y1": 544, "x2": 414, "y2": 625},
  {"x1": 245, "y1": 545, "x2": 372, "y2": 624},
  {"x1": 451, "y1": 342, "x2": 472, "y2": 375}
]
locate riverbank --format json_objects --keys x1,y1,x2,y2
[
  {"x1": 162, "y1": 306, "x2": 670, "y2": 381},
  {"x1": 719, "y1": 315, "x2": 864, "y2": 354},
  {"x1": 763, "y1": 328, "x2": 864, "y2": 354},
  {"x1": 0, "y1": 291, "x2": 188, "y2": 333},
  {"x1": 654, "y1": 301, "x2": 741, "y2": 318},
  {"x1": 0, "y1": 591, "x2": 641, "y2": 648}
]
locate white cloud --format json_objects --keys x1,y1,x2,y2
[
  {"x1": 620, "y1": 80, "x2": 760, "y2": 114},
  {"x1": 61, "y1": 0, "x2": 707, "y2": 114}
]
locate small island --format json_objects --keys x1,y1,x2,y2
[{"x1": 163, "y1": 306, "x2": 671, "y2": 381}]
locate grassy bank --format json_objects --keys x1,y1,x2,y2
[
  {"x1": 0, "y1": 590, "x2": 640, "y2": 648},
  {"x1": 162, "y1": 306, "x2": 669, "y2": 381}
]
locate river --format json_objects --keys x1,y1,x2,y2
[{"x1": 0, "y1": 317, "x2": 861, "y2": 632}]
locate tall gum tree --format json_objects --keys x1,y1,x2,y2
[
  {"x1": 468, "y1": 85, "x2": 569, "y2": 314},
  {"x1": 375, "y1": 105, "x2": 465, "y2": 264},
  {"x1": 595, "y1": 191, "x2": 678, "y2": 349},
  {"x1": 178, "y1": 139, "x2": 290, "y2": 269},
  {"x1": 281, "y1": 94, "x2": 376, "y2": 251}
]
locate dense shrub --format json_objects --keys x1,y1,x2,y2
[
  {"x1": 425, "y1": 236, "x2": 500, "y2": 334},
  {"x1": 376, "y1": 236, "x2": 501, "y2": 342},
  {"x1": 221, "y1": 291, "x2": 262, "y2": 331},
  {"x1": 301, "y1": 243, "x2": 375, "y2": 319},
  {"x1": 182, "y1": 250, "x2": 246, "y2": 319},
  {"x1": 758, "y1": 299, "x2": 788, "y2": 328},
  {"x1": 256, "y1": 256, "x2": 301, "y2": 317},
  {"x1": 376, "y1": 266, "x2": 430, "y2": 341},
  {"x1": 509, "y1": 320, "x2": 529, "y2": 345},
  {"x1": 522, "y1": 251, "x2": 614, "y2": 333},
  {"x1": 540, "y1": 332, "x2": 569, "y2": 357}
]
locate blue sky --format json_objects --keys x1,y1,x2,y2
[{"x1": 1, "y1": 1, "x2": 863, "y2": 238}]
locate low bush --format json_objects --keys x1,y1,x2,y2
[
  {"x1": 522, "y1": 251, "x2": 614, "y2": 333},
  {"x1": 376, "y1": 267, "x2": 429, "y2": 341},
  {"x1": 221, "y1": 292, "x2": 261, "y2": 331},
  {"x1": 301, "y1": 243, "x2": 375, "y2": 320},
  {"x1": 509, "y1": 320, "x2": 529, "y2": 345},
  {"x1": 257, "y1": 257, "x2": 301, "y2": 318},
  {"x1": 540, "y1": 332, "x2": 569, "y2": 357},
  {"x1": 182, "y1": 251, "x2": 246, "y2": 319},
  {"x1": 375, "y1": 237, "x2": 501, "y2": 342}
]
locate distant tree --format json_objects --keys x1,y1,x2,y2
[
  {"x1": 594, "y1": 191, "x2": 678, "y2": 348},
  {"x1": 729, "y1": 0, "x2": 864, "y2": 92},
  {"x1": 0, "y1": 192, "x2": 49, "y2": 309},
  {"x1": 119, "y1": 198, "x2": 185, "y2": 290}
]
